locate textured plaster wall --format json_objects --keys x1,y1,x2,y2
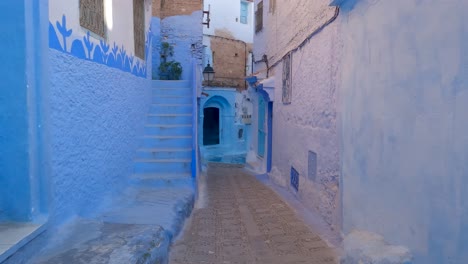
[
  {"x1": 253, "y1": 0, "x2": 341, "y2": 231},
  {"x1": 253, "y1": 0, "x2": 336, "y2": 69},
  {"x1": 151, "y1": 16, "x2": 161, "y2": 79},
  {"x1": 339, "y1": 0, "x2": 468, "y2": 263},
  {"x1": 48, "y1": 49, "x2": 151, "y2": 222},
  {"x1": 270, "y1": 21, "x2": 341, "y2": 231},
  {"x1": 160, "y1": 11, "x2": 203, "y2": 80}
]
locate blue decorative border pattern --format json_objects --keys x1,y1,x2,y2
[{"x1": 49, "y1": 15, "x2": 151, "y2": 78}]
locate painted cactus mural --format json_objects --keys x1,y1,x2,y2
[{"x1": 49, "y1": 15, "x2": 151, "y2": 78}]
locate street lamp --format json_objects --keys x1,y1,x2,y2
[{"x1": 203, "y1": 63, "x2": 215, "y2": 85}]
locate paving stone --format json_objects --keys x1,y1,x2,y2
[{"x1": 169, "y1": 163, "x2": 338, "y2": 264}]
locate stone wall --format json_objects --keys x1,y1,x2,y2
[
  {"x1": 208, "y1": 36, "x2": 250, "y2": 90},
  {"x1": 160, "y1": 0, "x2": 202, "y2": 18}
]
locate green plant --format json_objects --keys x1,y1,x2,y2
[
  {"x1": 158, "y1": 61, "x2": 182, "y2": 80},
  {"x1": 159, "y1": 42, "x2": 182, "y2": 80}
]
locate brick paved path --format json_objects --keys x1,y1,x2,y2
[{"x1": 169, "y1": 163, "x2": 338, "y2": 264}]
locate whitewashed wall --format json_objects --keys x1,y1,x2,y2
[
  {"x1": 203, "y1": 0, "x2": 254, "y2": 43},
  {"x1": 49, "y1": 0, "x2": 152, "y2": 60}
]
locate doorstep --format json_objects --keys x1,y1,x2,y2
[{"x1": 0, "y1": 222, "x2": 46, "y2": 263}]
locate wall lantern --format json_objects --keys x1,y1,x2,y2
[{"x1": 203, "y1": 63, "x2": 215, "y2": 84}]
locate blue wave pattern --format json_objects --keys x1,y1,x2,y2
[{"x1": 49, "y1": 15, "x2": 151, "y2": 78}]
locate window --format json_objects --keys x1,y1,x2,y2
[
  {"x1": 240, "y1": 1, "x2": 248, "y2": 24},
  {"x1": 133, "y1": 0, "x2": 145, "y2": 59},
  {"x1": 79, "y1": 0, "x2": 105, "y2": 38},
  {"x1": 255, "y1": 1, "x2": 263, "y2": 33}
]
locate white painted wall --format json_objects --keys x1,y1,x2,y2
[
  {"x1": 49, "y1": 0, "x2": 152, "y2": 60},
  {"x1": 251, "y1": 0, "x2": 342, "y2": 234},
  {"x1": 203, "y1": 0, "x2": 254, "y2": 43},
  {"x1": 339, "y1": 0, "x2": 468, "y2": 262}
]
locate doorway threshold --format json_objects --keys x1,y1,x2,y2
[{"x1": 0, "y1": 222, "x2": 46, "y2": 263}]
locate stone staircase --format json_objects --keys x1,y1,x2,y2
[{"x1": 132, "y1": 80, "x2": 194, "y2": 187}]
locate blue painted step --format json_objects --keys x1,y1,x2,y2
[
  {"x1": 144, "y1": 124, "x2": 192, "y2": 136},
  {"x1": 147, "y1": 114, "x2": 192, "y2": 125},
  {"x1": 149, "y1": 104, "x2": 192, "y2": 114},
  {"x1": 133, "y1": 159, "x2": 191, "y2": 173},
  {"x1": 153, "y1": 88, "x2": 191, "y2": 97},
  {"x1": 129, "y1": 173, "x2": 194, "y2": 188},
  {"x1": 135, "y1": 148, "x2": 192, "y2": 159},
  {"x1": 152, "y1": 96, "x2": 192, "y2": 104},
  {"x1": 140, "y1": 136, "x2": 192, "y2": 148},
  {"x1": 152, "y1": 80, "x2": 190, "y2": 89}
]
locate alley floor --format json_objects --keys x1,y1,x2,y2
[{"x1": 169, "y1": 163, "x2": 338, "y2": 264}]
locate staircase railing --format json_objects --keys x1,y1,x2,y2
[{"x1": 191, "y1": 60, "x2": 202, "y2": 178}]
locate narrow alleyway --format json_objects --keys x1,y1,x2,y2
[{"x1": 169, "y1": 164, "x2": 338, "y2": 264}]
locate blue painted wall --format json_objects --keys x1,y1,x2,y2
[
  {"x1": 339, "y1": 0, "x2": 468, "y2": 262},
  {"x1": 0, "y1": 1, "x2": 32, "y2": 221},
  {"x1": 48, "y1": 49, "x2": 151, "y2": 222},
  {"x1": 0, "y1": 0, "x2": 49, "y2": 222},
  {"x1": 199, "y1": 88, "x2": 247, "y2": 162},
  {"x1": 160, "y1": 11, "x2": 203, "y2": 80},
  {"x1": 151, "y1": 17, "x2": 161, "y2": 79}
]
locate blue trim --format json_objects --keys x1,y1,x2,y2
[
  {"x1": 267, "y1": 102, "x2": 273, "y2": 172},
  {"x1": 245, "y1": 76, "x2": 258, "y2": 86},
  {"x1": 49, "y1": 15, "x2": 151, "y2": 78},
  {"x1": 191, "y1": 60, "x2": 198, "y2": 178}
]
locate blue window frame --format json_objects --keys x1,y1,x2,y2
[{"x1": 240, "y1": 2, "x2": 248, "y2": 24}]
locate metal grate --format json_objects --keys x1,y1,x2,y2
[{"x1": 290, "y1": 166, "x2": 299, "y2": 191}]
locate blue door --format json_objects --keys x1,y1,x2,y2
[{"x1": 258, "y1": 95, "x2": 266, "y2": 157}]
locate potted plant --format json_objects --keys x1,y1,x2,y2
[{"x1": 159, "y1": 42, "x2": 183, "y2": 80}]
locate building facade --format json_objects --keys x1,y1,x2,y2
[
  {"x1": 151, "y1": 0, "x2": 203, "y2": 80},
  {"x1": 1, "y1": 0, "x2": 153, "y2": 261},
  {"x1": 249, "y1": 0, "x2": 342, "y2": 235}
]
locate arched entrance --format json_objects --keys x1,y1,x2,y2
[{"x1": 203, "y1": 107, "x2": 220, "y2": 145}]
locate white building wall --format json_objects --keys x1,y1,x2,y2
[
  {"x1": 203, "y1": 0, "x2": 254, "y2": 43},
  {"x1": 251, "y1": 0, "x2": 342, "y2": 234},
  {"x1": 49, "y1": 0, "x2": 152, "y2": 60}
]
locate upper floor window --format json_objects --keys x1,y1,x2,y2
[
  {"x1": 255, "y1": 1, "x2": 263, "y2": 33},
  {"x1": 240, "y1": 1, "x2": 248, "y2": 24},
  {"x1": 79, "y1": 0, "x2": 105, "y2": 38},
  {"x1": 133, "y1": 0, "x2": 145, "y2": 59}
]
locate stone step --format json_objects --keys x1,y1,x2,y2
[
  {"x1": 140, "y1": 136, "x2": 192, "y2": 148},
  {"x1": 152, "y1": 80, "x2": 190, "y2": 89},
  {"x1": 147, "y1": 114, "x2": 192, "y2": 125},
  {"x1": 153, "y1": 96, "x2": 192, "y2": 104},
  {"x1": 135, "y1": 148, "x2": 192, "y2": 160},
  {"x1": 129, "y1": 173, "x2": 194, "y2": 188},
  {"x1": 149, "y1": 104, "x2": 192, "y2": 115},
  {"x1": 133, "y1": 159, "x2": 191, "y2": 174},
  {"x1": 153, "y1": 88, "x2": 192, "y2": 97},
  {"x1": 144, "y1": 124, "x2": 192, "y2": 136}
]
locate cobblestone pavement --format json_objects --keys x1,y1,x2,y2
[{"x1": 169, "y1": 163, "x2": 338, "y2": 264}]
